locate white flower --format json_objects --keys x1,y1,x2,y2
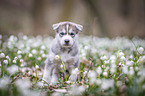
[
  {"x1": 0, "y1": 76, "x2": 10, "y2": 89},
  {"x1": 122, "y1": 66, "x2": 128, "y2": 74},
  {"x1": 126, "y1": 60, "x2": 134, "y2": 66},
  {"x1": 110, "y1": 67, "x2": 116, "y2": 74},
  {"x1": 14, "y1": 57, "x2": 18, "y2": 60},
  {"x1": 13, "y1": 60, "x2": 16, "y2": 63},
  {"x1": 3, "y1": 60, "x2": 8, "y2": 64},
  {"x1": 118, "y1": 51, "x2": 124, "y2": 57},
  {"x1": 0, "y1": 53, "x2": 5, "y2": 58},
  {"x1": 23, "y1": 35, "x2": 28, "y2": 40},
  {"x1": 28, "y1": 53, "x2": 33, "y2": 57},
  {"x1": 18, "y1": 55, "x2": 22, "y2": 58},
  {"x1": 104, "y1": 60, "x2": 109, "y2": 64},
  {"x1": 60, "y1": 64, "x2": 63, "y2": 68},
  {"x1": 17, "y1": 50, "x2": 22, "y2": 54},
  {"x1": 41, "y1": 45, "x2": 46, "y2": 50},
  {"x1": 101, "y1": 79, "x2": 114, "y2": 90},
  {"x1": 96, "y1": 66, "x2": 102, "y2": 75},
  {"x1": 128, "y1": 67, "x2": 134, "y2": 75},
  {"x1": 110, "y1": 55, "x2": 116, "y2": 60},
  {"x1": 42, "y1": 54, "x2": 46, "y2": 58},
  {"x1": 6, "y1": 55, "x2": 11, "y2": 61},
  {"x1": 31, "y1": 49, "x2": 37, "y2": 54},
  {"x1": 83, "y1": 70, "x2": 87, "y2": 76},
  {"x1": 120, "y1": 56, "x2": 126, "y2": 61},
  {"x1": 20, "y1": 59, "x2": 24, "y2": 63},
  {"x1": 100, "y1": 55, "x2": 107, "y2": 60},
  {"x1": 78, "y1": 85, "x2": 86, "y2": 93},
  {"x1": 35, "y1": 65, "x2": 39, "y2": 69},
  {"x1": 96, "y1": 79, "x2": 102, "y2": 85},
  {"x1": 88, "y1": 70, "x2": 97, "y2": 78},
  {"x1": 38, "y1": 57, "x2": 42, "y2": 61},
  {"x1": 7, "y1": 65, "x2": 18, "y2": 74},
  {"x1": 15, "y1": 79, "x2": 31, "y2": 91},
  {"x1": 103, "y1": 71, "x2": 108, "y2": 77},
  {"x1": 71, "y1": 68, "x2": 79, "y2": 75},
  {"x1": 55, "y1": 55, "x2": 60, "y2": 60},
  {"x1": 137, "y1": 47, "x2": 144, "y2": 54},
  {"x1": 116, "y1": 81, "x2": 122, "y2": 87}
]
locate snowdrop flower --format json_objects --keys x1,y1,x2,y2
[
  {"x1": 110, "y1": 67, "x2": 116, "y2": 74},
  {"x1": 83, "y1": 70, "x2": 87, "y2": 76},
  {"x1": 78, "y1": 85, "x2": 86, "y2": 93},
  {"x1": 14, "y1": 57, "x2": 18, "y2": 60},
  {"x1": 41, "y1": 45, "x2": 46, "y2": 50},
  {"x1": 128, "y1": 67, "x2": 134, "y2": 75},
  {"x1": 118, "y1": 51, "x2": 124, "y2": 57},
  {"x1": 88, "y1": 70, "x2": 97, "y2": 78},
  {"x1": 100, "y1": 55, "x2": 107, "y2": 60},
  {"x1": 3, "y1": 60, "x2": 8, "y2": 64},
  {"x1": 38, "y1": 57, "x2": 42, "y2": 61},
  {"x1": 110, "y1": 55, "x2": 116, "y2": 60},
  {"x1": 28, "y1": 53, "x2": 33, "y2": 57},
  {"x1": 116, "y1": 81, "x2": 122, "y2": 87},
  {"x1": 23, "y1": 35, "x2": 28, "y2": 40},
  {"x1": 40, "y1": 50, "x2": 44, "y2": 54},
  {"x1": 96, "y1": 66, "x2": 102, "y2": 75},
  {"x1": 7, "y1": 65, "x2": 18, "y2": 74},
  {"x1": 129, "y1": 55, "x2": 133, "y2": 59},
  {"x1": 18, "y1": 55, "x2": 22, "y2": 58},
  {"x1": 103, "y1": 71, "x2": 108, "y2": 77},
  {"x1": 0, "y1": 76, "x2": 10, "y2": 89},
  {"x1": 104, "y1": 60, "x2": 109, "y2": 64},
  {"x1": 96, "y1": 79, "x2": 102, "y2": 85},
  {"x1": 60, "y1": 64, "x2": 63, "y2": 68},
  {"x1": 122, "y1": 66, "x2": 128, "y2": 74},
  {"x1": 31, "y1": 49, "x2": 37, "y2": 54},
  {"x1": 55, "y1": 55, "x2": 60, "y2": 60},
  {"x1": 35, "y1": 64, "x2": 39, "y2": 69},
  {"x1": 120, "y1": 56, "x2": 126, "y2": 61},
  {"x1": 17, "y1": 50, "x2": 22, "y2": 54},
  {"x1": 71, "y1": 68, "x2": 79, "y2": 75},
  {"x1": 13, "y1": 60, "x2": 16, "y2": 63},
  {"x1": 101, "y1": 79, "x2": 114, "y2": 90},
  {"x1": 20, "y1": 59, "x2": 24, "y2": 63},
  {"x1": 126, "y1": 60, "x2": 134, "y2": 66},
  {"x1": 6, "y1": 55, "x2": 11, "y2": 61},
  {"x1": 0, "y1": 53, "x2": 5, "y2": 58},
  {"x1": 42, "y1": 54, "x2": 46, "y2": 58},
  {"x1": 135, "y1": 67, "x2": 139, "y2": 71},
  {"x1": 137, "y1": 47, "x2": 144, "y2": 54},
  {"x1": 15, "y1": 79, "x2": 31, "y2": 92}
]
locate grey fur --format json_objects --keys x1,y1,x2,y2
[{"x1": 43, "y1": 21, "x2": 83, "y2": 84}]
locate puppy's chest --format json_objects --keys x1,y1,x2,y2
[{"x1": 60, "y1": 51, "x2": 74, "y2": 63}]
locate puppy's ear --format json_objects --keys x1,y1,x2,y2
[
  {"x1": 52, "y1": 23, "x2": 60, "y2": 30},
  {"x1": 75, "y1": 24, "x2": 83, "y2": 32}
]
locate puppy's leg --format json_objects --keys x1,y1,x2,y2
[
  {"x1": 50, "y1": 67, "x2": 59, "y2": 84},
  {"x1": 42, "y1": 63, "x2": 52, "y2": 85}
]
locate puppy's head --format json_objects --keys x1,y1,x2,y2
[{"x1": 52, "y1": 21, "x2": 83, "y2": 48}]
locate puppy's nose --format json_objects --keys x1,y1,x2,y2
[{"x1": 65, "y1": 39, "x2": 70, "y2": 43}]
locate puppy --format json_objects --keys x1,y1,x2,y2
[{"x1": 43, "y1": 21, "x2": 83, "y2": 84}]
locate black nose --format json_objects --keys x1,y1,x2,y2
[{"x1": 65, "y1": 39, "x2": 70, "y2": 43}]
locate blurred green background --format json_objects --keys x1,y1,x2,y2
[{"x1": 0, "y1": 0, "x2": 144, "y2": 38}]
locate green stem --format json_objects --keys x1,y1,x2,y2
[
  {"x1": 35, "y1": 69, "x2": 37, "y2": 81},
  {"x1": 59, "y1": 55, "x2": 67, "y2": 81}
]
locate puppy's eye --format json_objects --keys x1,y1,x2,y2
[
  {"x1": 70, "y1": 33, "x2": 75, "y2": 37},
  {"x1": 59, "y1": 33, "x2": 64, "y2": 37}
]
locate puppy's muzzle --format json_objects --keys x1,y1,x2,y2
[{"x1": 65, "y1": 39, "x2": 70, "y2": 44}]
